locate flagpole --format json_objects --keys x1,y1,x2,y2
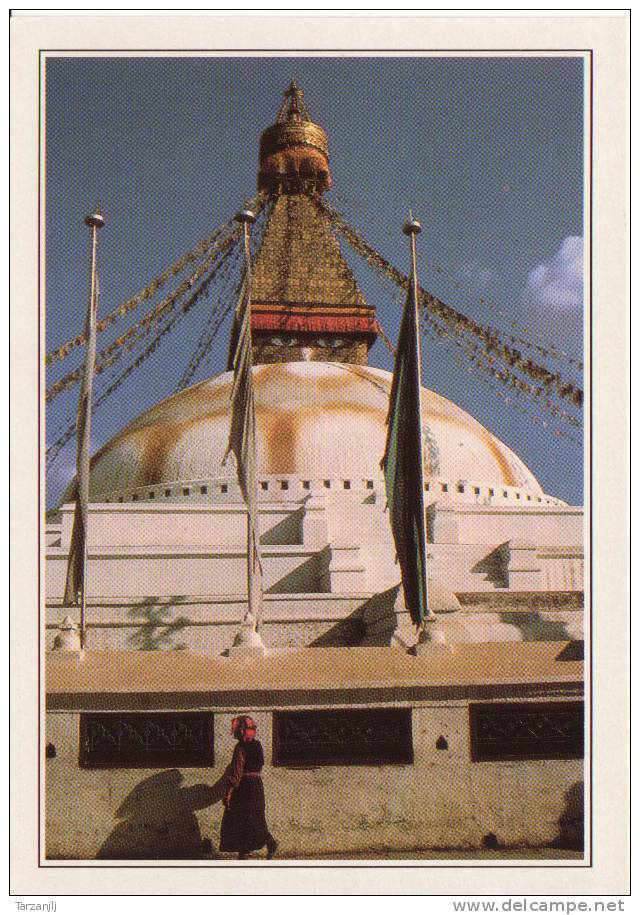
[
  {"x1": 402, "y1": 216, "x2": 435, "y2": 623},
  {"x1": 64, "y1": 208, "x2": 105, "y2": 649},
  {"x1": 236, "y1": 207, "x2": 264, "y2": 632}
]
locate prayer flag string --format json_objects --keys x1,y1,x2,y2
[
  {"x1": 46, "y1": 216, "x2": 233, "y2": 366},
  {"x1": 319, "y1": 199, "x2": 584, "y2": 412}
]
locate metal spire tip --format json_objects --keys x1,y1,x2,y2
[
  {"x1": 236, "y1": 209, "x2": 256, "y2": 225},
  {"x1": 85, "y1": 210, "x2": 105, "y2": 229},
  {"x1": 403, "y1": 215, "x2": 422, "y2": 236}
]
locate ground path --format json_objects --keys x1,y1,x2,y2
[{"x1": 209, "y1": 848, "x2": 582, "y2": 862}]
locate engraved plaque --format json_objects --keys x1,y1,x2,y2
[
  {"x1": 79, "y1": 712, "x2": 214, "y2": 769},
  {"x1": 273, "y1": 708, "x2": 413, "y2": 767},
  {"x1": 470, "y1": 702, "x2": 584, "y2": 762}
]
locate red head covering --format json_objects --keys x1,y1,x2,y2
[{"x1": 231, "y1": 715, "x2": 257, "y2": 741}]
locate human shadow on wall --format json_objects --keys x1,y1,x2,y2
[
  {"x1": 552, "y1": 781, "x2": 584, "y2": 851},
  {"x1": 97, "y1": 769, "x2": 225, "y2": 860}
]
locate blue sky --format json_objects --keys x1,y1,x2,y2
[{"x1": 45, "y1": 55, "x2": 584, "y2": 507}]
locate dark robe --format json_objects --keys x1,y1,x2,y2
[{"x1": 219, "y1": 739, "x2": 274, "y2": 854}]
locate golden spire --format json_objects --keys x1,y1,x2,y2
[
  {"x1": 276, "y1": 80, "x2": 311, "y2": 122},
  {"x1": 258, "y1": 82, "x2": 332, "y2": 196},
  {"x1": 251, "y1": 84, "x2": 377, "y2": 367}
]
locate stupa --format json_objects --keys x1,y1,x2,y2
[
  {"x1": 48, "y1": 80, "x2": 582, "y2": 652},
  {"x1": 45, "y1": 84, "x2": 584, "y2": 859}
]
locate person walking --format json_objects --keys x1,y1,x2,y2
[{"x1": 220, "y1": 715, "x2": 278, "y2": 860}]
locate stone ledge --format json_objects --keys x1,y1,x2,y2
[
  {"x1": 47, "y1": 544, "x2": 333, "y2": 560},
  {"x1": 46, "y1": 592, "x2": 374, "y2": 608},
  {"x1": 456, "y1": 592, "x2": 584, "y2": 610},
  {"x1": 46, "y1": 681, "x2": 584, "y2": 712}
]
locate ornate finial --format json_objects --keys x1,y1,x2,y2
[
  {"x1": 259, "y1": 84, "x2": 331, "y2": 196},
  {"x1": 277, "y1": 80, "x2": 310, "y2": 123},
  {"x1": 284, "y1": 79, "x2": 300, "y2": 98}
]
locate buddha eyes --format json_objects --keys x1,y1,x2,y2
[{"x1": 267, "y1": 336, "x2": 344, "y2": 349}]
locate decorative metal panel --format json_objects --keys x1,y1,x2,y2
[
  {"x1": 79, "y1": 713, "x2": 214, "y2": 769},
  {"x1": 273, "y1": 708, "x2": 413, "y2": 767},
  {"x1": 470, "y1": 702, "x2": 584, "y2": 762}
]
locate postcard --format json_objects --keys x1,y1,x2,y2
[{"x1": 10, "y1": 12, "x2": 630, "y2": 899}]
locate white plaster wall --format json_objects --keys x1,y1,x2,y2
[
  {"x1": 45, "y1": 602, "x2": 583, "y2": 654},
  {"x1": 538, "y1": 552, "x2": 585, "y2": 591},
  {"x1": 59, "y1": 503, "x2": 303, "y2": 550},
  {"x1": 47, "y1": 546, "x2": 330, "y2": 601},
  {"x1": 45, "y1": 702, "x2": 584, "y2": 859},
  {"x1": 47, "y1": 498, "x2": 584, "y2": 603},
  {"x1": 452, "y1": 506, "x2": 583, "y2": 547}
]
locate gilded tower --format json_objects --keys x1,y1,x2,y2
[{"x1": 251, "y1": 82, "x2": 378, "y2": 366}]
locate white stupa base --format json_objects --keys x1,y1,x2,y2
[
  {"x1": 410, "y1": 617, "x2": 454, "y2": 656},
  {"x1": 228, "y1": 611, "x2": 268, "y2": 658},
  {"x1": 391, "y1": 581, "x2": 460, "y2": 652},
  {"x1": 426, "y1": 580, "x2": 462, "y2": 614},
  {"x1": 51, "y1": 615, "x2": 82, "y2": 652}
]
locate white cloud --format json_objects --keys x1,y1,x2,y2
[{"x1": 523, "y1": 236, "x2": 583, "y2": 310}]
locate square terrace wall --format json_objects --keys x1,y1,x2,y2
[
  {"x1": 45, "y1": 700, "x2": 584, "y2": 859},
  {"x1": 47, "y1": 499, "x2": 584, "y2": 603}
]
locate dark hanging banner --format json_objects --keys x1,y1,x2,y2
[{"x1": 381, "y1": 259, "x2": 430, "y2": 628}]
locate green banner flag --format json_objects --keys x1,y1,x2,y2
[{"x1": 381, "y1": 277, "x2": 430, "y2": 628}]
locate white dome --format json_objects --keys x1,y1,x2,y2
[{"x1": 83, "y1": 361, "x2": 552, "y2": 503}]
